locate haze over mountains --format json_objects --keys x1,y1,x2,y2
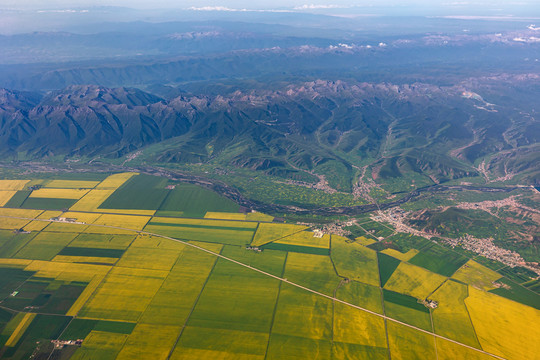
[{"x1": 0, "y1": 8, "x2": 538, "y2": 192}]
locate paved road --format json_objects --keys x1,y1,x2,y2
[{"x1": 1, "y1": 215, "x2": 507, "y2": 360}]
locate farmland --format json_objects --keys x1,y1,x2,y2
[{"x1": 0, "y1": 172, "x2": 538, "y2": 360}]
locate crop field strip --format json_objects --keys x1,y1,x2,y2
[{"x1": 0, "y1": 214, "x2": 515, "y2": 360}]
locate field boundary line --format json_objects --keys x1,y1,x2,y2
[{"x1": 0, "y1": 215, "x2": 508, "y2": 360}]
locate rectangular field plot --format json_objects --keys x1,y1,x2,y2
[
  {"x1": 452, "y1": 260, "x2": 502, "y2": 291},
  {"x1": 0, "y1": 232, "x2": 37, "y2": 259},
  {"x1": 431, "y1": 280, "x2": 481, "y2": 347},
  {"x1": 95, "y1": 172, "x2": 137, "y2": 189},
  {"x1": 266, "y1": 333, "x2": 331, "y2": 360},
  {"x1": 187, "y1": 257, "x2": 280, "y2": 333},
  {"x1": 21, "y1": 197, "x2": 77, "y2": 210},
  {"x1": 13, "y1": 232, "x2": 78, "y2": 260},
  {"x1": 58, "y1": 247, "x2": 125, "y2": 258},
  {"x1": 69, "y1": 234, "x2": 135, "y2": 250},
  {"x1": 140, "y1": 246, "x2": 218, "y2": 326},
  {"x1": 116, "y1": 246, "x2": 183, "y2": 271},
  {"x1": 331, "y1": 235, "x2": 380, "y2": 287},
  {"x1": 29, "y1": 188, "x2": 90, "y2": 199},
  {"x1": 274, "y1": 231, "x2": 330, "y2": 249},
  {"x1": 245, "y1": 212, "x2": 274, "y2": 222},
  {"x1": 251, "y1": 223, "x2": 309, "y2": 247},
  {"x1": 383, "y1": 262, "x2": 446, "y2": 300},
  {"x1": 159, "y1": 183, "x2": 239, "y2": 218},
  {"x1": 0, "y1": 191, "x2": 17, "y2": 207},
  {"x1": 3, "y1": 190, "x2": 31, "y2": 208},
  {"x1": 284, "y1": 253, "x2": 341, "y2": 296},
  {"x1": 116, "y1": 324, "x2": 181, "y2": 360},
  {"x1": 382, "y1": 290, "x2": 432, "y2": 332},
  {"x1": 221, "y1": 245, "x2": 286, "y2": 277},
  {"x1": 0, "y1": 216, "x2": 31, "y2": 230},
  {"x1": 71, "y1": 331, "x2": 129, "y2": 360},
  {"x1": 436, "y1": 337, "x2": 496, "y2": 360},
  {"x1": 172, "y1": 327, "x2": 268, "y2": 360},
  {"x1": 0, "y1": 208, "x2": 42, "y2": 219},
  {"x1": 70, "y1": 190, "x2": 115, "y2": 212},
  {"x1": 204, "y1": 212, "x2": 247, "y2": 220},
  {"x1": 79, "y1": 267, "x2": 168, "y2": 322},
  {"x1": 145, "y1": 218, "x2": 255, "y2": 246},
  {"x1": 387, "y1": 321, "x2": 436, "y2": 360},
  {"x1": 271, "y1": 284, "x2": 333, "y2": 341},
  {"x1": 0, "y1": 180, "x2": 30, "y2": 191},
  {"x1": 465, "y1": 286, "x2": 540, "y2": 360},
  {"x1": 335, "y1": 280, "x2": 383, "y2": 314},
  {"x1": 408, "y1": 243, "x2": 468, "y2": 276},
  {"x1": 333, "y1": 302, "x2": 387, "y2": 350},
  {"x1": 43, "y1": 180, "x2": 100, "y2": 189},
  {"x1": 333, "y1": 342, "x2": 388, "y2": 360},
  {"x1": 91, "y1": 214, "x2": 151, "y2": 230},
  {"x1": 99, "y1": 174, "x2": 170, "y2": 210}
]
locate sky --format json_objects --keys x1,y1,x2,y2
[{"x1": 3, "y1": 1, "x2": 538, "y2": 12}]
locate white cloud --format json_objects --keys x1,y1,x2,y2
[
  {"x1": 528, "y1": 24, "x2": 540, "y2": 30},
  {"x1": 293, "y1": 4, "x2": 345, "y2": 10},
  {"x1": 188, "y1": 6, "x2": 235, "y2": 11}
]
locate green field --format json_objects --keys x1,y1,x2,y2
[
  {"x1": 21, "y1": 197, "x2": 77, "y2": 210},
  {"x1": 159, "y1": 183, "x2": 239, "y2": 217},
  {"x1": 383, "y1": 289, "x2": 432, "y2": 331},
  {"x1": 377, "y1": 252, "x2": 401, "y2": 287},
  {"x1": 99, "y1": 174, "x2": 170, "y2": 210},
  {"x1": 408, "y1": 243, "x2": 468, "y2": 276}
]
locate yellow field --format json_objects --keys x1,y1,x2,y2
[
  {"x1": 274, "y1": 231, "x2": 330, "y2": 249},
  {"x1": 36, "y1": 210, "x2": 64, "y2": 219},
  {"x1": 92, "y1": 214, "x2": 151, "y2": 230},
  {"x1": 0, "y1": 208, "x2": 42, "y2": 218},
  {"x1": 67, "y1": 274, "x2": 107, "y2": 316},
  {"x1": 151, "y1": 216, "x2": 258, "y2": 229},
  {"x1": 431, "y1": 280, "x2": 480, "y2": 347},
  {"x1": 101, "y1": 209, "x2": 156, "y2": 216},
  {"x1": 22, "y1": 220, "x2": 50, "y2": 232},
  {"x1": 69, "y1": 234, "x2": 135, "y2": 250},
  {"x1": 116, "y1": 324, "x2": 181, "y2": 360},
  {"x1": 70, "y1": 189, "x2": 116, "y2": 211},
  {"x1": 29, "y1": 188, "x2": 90, "y2": 199},
  {"x1": 79, "y1": 267, "x2": 168, "y2": 322},
  {"x1": 0, "y1": 217, "x2": 31, "y2": 230},
  {"x1": 62, "y1": 211, "x2": 102, "y2": 223},
  {"x1": 355, "y1": 236, "x2": 376, "y2": 246},
  {"x1": 52, "y1": 255, "x2": 119, "y2": 265},
  {"x1": 171, "y1": 328, "x2": 267, "y2": 360},
  {"x1": 284, "y1": 253, "x2": 341, "y2": 296},
  {"x1": 96, "y1": 172, "x2": 137, "y2": 189},
  {"x1": 131, "y1": 234, "x2": 185, "y2": 251},
  {"x1": 384, "y1": 262, "x2": 446, "y2": 300},
  {"x1": 0, "y1": 191, "x2": 17, "y2": 206},
  {"x1": 204, "y1": 212, "x2": 247, "y2": 220},
  {"x1": 251, "y1": 223, "x2": 309, "y2": 247},
  {"x1": 245, "y1": 212, "x2": 274, "y2": 222},
  {"x1": 24, "y1": 260, "x2": 110, "y2": 282},
  {"x1": 452, "y1": 260, "x2": 502, "y2": 291},
  {"x1": 44, "y1": 180, "x2": 100, "y2": 189},
  {"x1": 0, "y1": 258, "x2": 32, "y2": 268},
  {"x1": 333, "y1": 302, "x2": 387, "y2": 347},
  {"x1": 331, "y1": 235, "x2": 380, "y2": 287},
  {"x1": 117, "y1": 246, "x2": 183, "y2": 271},
  {"x1": 5, "y1": 313, "x2": 36, "y2": 347},
  {"x1": 71, "y1": 331, "x2": 129, "y2": 360},
  {"x1": 42, "y1": 222, "x2": 89, "y2": 233},
  {"x1": 465, "y1": 286, "x2": 540, "y2": 359},
  {"x1": 387, "y1": 321, "x2": 436, "y2": 360},
  {"x1": 0, "y1": 180, "x2": 29, "y2": 191},
  {"x1": 436, "y1": 338, "x2": 494, "y2": 360},
  {"x1": 381, "y1": 249, "x2": 419, "y2": 262}
]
